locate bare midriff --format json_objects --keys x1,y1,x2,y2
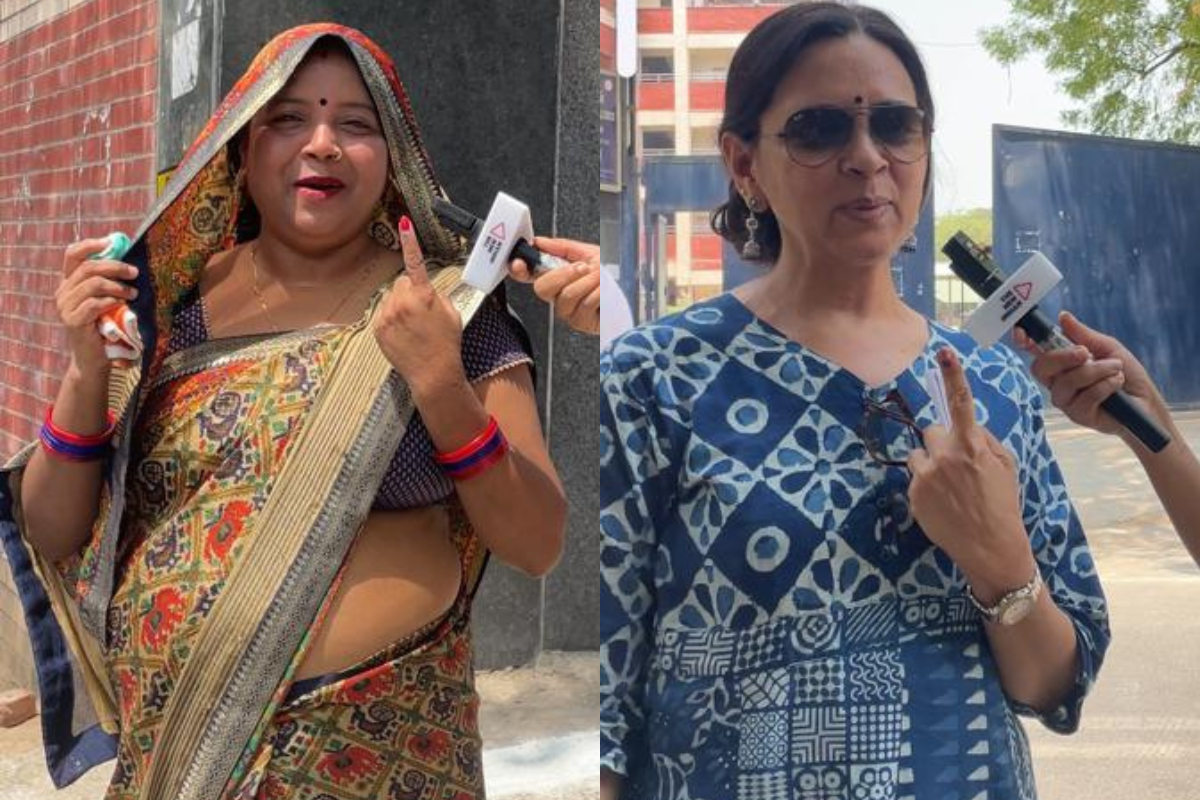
[{"x1": 293, "y1": 504, "x2": 462, "y2": 680}]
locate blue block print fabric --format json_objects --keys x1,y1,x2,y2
[{"x1": 599, "y1": 294, "x2": 1109, "y2": 800}]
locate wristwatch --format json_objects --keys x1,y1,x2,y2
[{"x1": 966, "y1": 568, "x2": 1044, "y2": 626}]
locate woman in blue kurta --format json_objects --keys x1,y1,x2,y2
[{"x1": 599, "y1": 5, "x2": 1108, "y2": 800}]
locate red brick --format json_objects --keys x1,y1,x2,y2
[
  {"x1": 113, "y1": 155, "x2": 155, "y2": 186},
  {"x1": 78, "y1": 187, "x2": 151, "y2": 217},
  {"x1": 6, "y1": 389, "x2": 42, "y2": 420}
]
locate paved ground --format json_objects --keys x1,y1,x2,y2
[{"x1": 1025, "y1": 410, "x2": 1200, "y2": 800}]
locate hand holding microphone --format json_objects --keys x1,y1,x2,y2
[
  {"x1": 511, "y1": 237, "x2": 600, "y2": 335},
  {"x1": 942, "y1": 232, "x2": 1171, "y2": 453},
  {"x1": 433, "y1": 194, "x2": 601, "y2": 335},
  {"x1": 1013, "y1": 313, "x2": 1176, "y2": 446}
]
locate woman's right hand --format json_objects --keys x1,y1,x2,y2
[
  {"x1": 56, "y1": 238, "x2": 139, "y2": 375},
  {"x1": 1013, "y1": 311, "x2": 1171, "y2": 439},
  {"x1": 509, "y1": 236, "x2": 601, "y2": 335}
]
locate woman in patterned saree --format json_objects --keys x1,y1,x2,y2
[
  {"x1": 3, "y1": 24, "x2": 565, "y2": 800},
  {"x1": 600, "y1": 4, "x2": 1108, "y2": 800}
]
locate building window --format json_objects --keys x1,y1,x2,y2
[
  {"x1": 642, "y1": 130, "x2": 676, "y2": 154},
  {"x1": 641, "y1": 54, "x2": 674, "y2": 79}
]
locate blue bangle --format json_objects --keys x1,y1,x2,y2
[{"x1": 39, "y1": 422, "x2": 111, "y2": 461}]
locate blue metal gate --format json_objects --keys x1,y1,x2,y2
[{"x1": 993, "y1": 125, "x2": 1200, "y2": 404}]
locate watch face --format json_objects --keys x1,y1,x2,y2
[{"x1": 998, "y1": 597, "x2": 1035, "y2": 626}]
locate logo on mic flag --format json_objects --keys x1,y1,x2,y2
[
  {"x1": 483, "y1": 222, "x2": 507, "y2": 260},
  {"x1": 963, "y1": 253, "x2": 1063, "y2": 347},
  {"x1": 999, "y1": 281, "x2": 1034, "y2": 322}
]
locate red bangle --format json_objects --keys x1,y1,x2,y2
[
  {"x1": 44, "y1": 406, "x2": 117, "y2": 445},
  {"x1": 433, "y1": 416, "x2": 500, "y2": 464},
  {"x1": 40, "y1": 406, "x2": 117, "y2": 462},
  {"x1": 433, "y1": 416, "x2": 508, "y2": 480}
]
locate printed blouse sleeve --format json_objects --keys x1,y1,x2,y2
[
  {"x1": 1007, "y1": 352, "x2": 1111, "y2": 733},
  {"x1": 600, "y1": 336, "x2": 664, "y2": 776}
]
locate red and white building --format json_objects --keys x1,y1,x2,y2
[{"x1": 636, "y1": 0, "x2": 787, "y2": 307}]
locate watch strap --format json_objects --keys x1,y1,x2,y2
[{"x1": 966, "y1": 567, "x2": 1044, "y2": 625}]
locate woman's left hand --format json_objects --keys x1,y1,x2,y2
[
  {"x1": 373, "y1": 215, "x2": 465, "y2": 399},
  {"x1": 907, "y1": 348, "x2": 1036, "y2": 600}
]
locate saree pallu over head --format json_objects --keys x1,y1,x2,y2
[{"x1": 0, "y1": 23, "x2": 499, "y2": 800}]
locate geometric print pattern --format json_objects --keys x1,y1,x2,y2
[
  {"x1": 740, "y1": 711, "x2": 789, "y2": 769},
  {"x1": 601, "y1": 295, "x2": 1111, "y2": 799}
]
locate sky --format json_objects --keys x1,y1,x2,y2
[{"x1": 862, "y1": 0, "x2": 1075, "y2": 212}]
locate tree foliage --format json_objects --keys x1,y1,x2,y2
[
  {"x1": 982, "y1": 0, "x2": 1200, "y2": 144},
  {"x1": 935, "y1": 208, "x2": 992, "y2": 254}
]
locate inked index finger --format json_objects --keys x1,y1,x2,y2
[
  {"x1": 937, "y1": 347, "x2": 977, "y2": 435},
  {"x1": 398, "y1": 215, "x2": 430, "y2": 286}
]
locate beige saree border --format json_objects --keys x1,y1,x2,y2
[{"x1": 142, "y1": 269, "x2": 485, "y2": 800}]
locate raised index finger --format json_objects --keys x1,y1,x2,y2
[
  {"x1": 398, "y1": 214, "x2": 430, "y2": 287},
  {"x1": 937, "y1": 347, "x2": 977, "y2": 435}
]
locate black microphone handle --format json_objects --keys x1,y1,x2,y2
[
  {"x1": 1017, "y1": 309, "x2": 1172, "y2": 453},
  {"x1": 512, "y1": 239, "x2": 545, "y2": 270}
]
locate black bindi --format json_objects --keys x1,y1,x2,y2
[
  {"x1": 319, "y1": 98, "x2": 328, "y2": 106},
  {"x1": 853, "y1": 95, "x2": 864, "y2": 105}
]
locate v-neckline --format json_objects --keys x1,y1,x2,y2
[{"x1": 718, "y1": 292, "x2": 937, "y2": 395}]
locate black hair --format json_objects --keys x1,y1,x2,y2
[{"x1": 711, "y1": 2, "x2": 934, "y2": 264}]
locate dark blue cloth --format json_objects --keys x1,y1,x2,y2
[
  {"x1": 600, "y1": 294, "x2": 1110, "y2": 800},
  {"x1": 0, "y1": 475, "x2": 117, "y2": 788}
]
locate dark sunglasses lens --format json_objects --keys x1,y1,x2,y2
[
  {"x1": 870, "y1": 106, "x2": 926, "y2": 162},
  {"x1": 784, "y1": 109, "x2": 852, "y2": 165}
]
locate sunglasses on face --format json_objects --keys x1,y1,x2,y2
[
  {"x1": 858, "y1": 389, "x2": 924, "y2": 468},
  {"x1": 772, "y1": 103, "x2": 930, "y2": 168}
]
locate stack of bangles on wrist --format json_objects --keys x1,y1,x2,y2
[
  {"x1": 39, "y1": 407, "x2": 117, "y2": 462},
  {"x1": 434, "y1": 415, "x2": 509, "y2": 480}
]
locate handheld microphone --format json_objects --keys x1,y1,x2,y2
[
  {"x1": 432, "y1": 194, "x2": 565, "y2": 294},
  {"x1": 942, "y1": 231, "x2": 1171, "y2": 453}
]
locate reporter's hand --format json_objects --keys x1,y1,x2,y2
[
  {"x1": 56, "y1": 238, "x2": 139, "y2": 376},
  {"x1": 510, "y1": 236, "x2": 600, "y2": 335},
  {"x1": 1013, "y1": 312, "x2": 1168, "y2": 438}
]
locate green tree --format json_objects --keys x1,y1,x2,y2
[
  {"x1": 934, "y1": 208, "x2": 992, "y2": 253},
  {"x1": 982, "y1": 0, "x2": 1200, "y2": 144}
]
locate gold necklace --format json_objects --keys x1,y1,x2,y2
[{"x1": 250, "y1": 243, "x2": 381, "y2": 333}]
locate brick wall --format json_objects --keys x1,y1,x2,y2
[
  {"x1": 0, "y1": 0, "x2": 158, "y2": 458},
  {"x1": 0, "y1": 0, "x2": 158, "y2": 692}
]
